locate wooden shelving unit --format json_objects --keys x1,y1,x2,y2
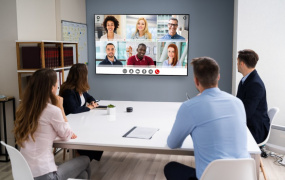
[{"x1": 16, "y1": 40, "x2": 78, "y2": 98}]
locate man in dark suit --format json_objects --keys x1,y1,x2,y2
[{"x1": 236, "y1": 49, "x2": 270, "y2": 146}]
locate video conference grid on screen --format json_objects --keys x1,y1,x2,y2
[{"x1": 95, "y1": 14, "x2": 189, "y2": 76}]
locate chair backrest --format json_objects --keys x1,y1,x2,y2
[
  {"x1": 200, "y1": 158, "x2": 257, "y2": 180},
  {"x1": 258, "y1": 107, "x2": 280, "y2": 146},
  {"x1": 0, "y1": 141, "x2": 33, "y2": 180}
]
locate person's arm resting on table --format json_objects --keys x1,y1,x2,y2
[
  {"x1": 167, "y1": 104, "x2": 194, "y2": 149},
  {"x1": 84, "y1": 92, "x2": 99, "y2": 108},
  {"x1": 50, "y1": 106, "x2": 77, "y2": 140},
  {"x1": 62, "y1": 89, "x2": 91, "y2": 115}
]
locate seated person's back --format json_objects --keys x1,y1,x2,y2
[{"x1": 165, "y1": 57, "x2": 250, "y2": 180}]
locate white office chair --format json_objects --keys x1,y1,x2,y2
[
  {"x1": 257, "y1": 107, "x2": 279, "y2": 180},
  {"x1": 258, "y1": 107, "x2": 280, "y2": 147},
  {"x1": 0, "y1": 141, "x2": 33, "y2": 180},
  {"x1": 200, "y1": 158, "x2": 257, "y2": 180}
]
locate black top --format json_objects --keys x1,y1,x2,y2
[
  {"x1": 237, "y1": 69, "x2": 270, "y2": 144},
  {"x1": 98, "y1": 56, "x2": 123, "y2": 66},
  {"x1": 61, "y1": 89, "x2": 96, "y2": 115}
]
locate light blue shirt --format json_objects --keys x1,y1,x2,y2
[
  {"x1": 167, "y1": 88, "x2": 250, "y2": 179},
  {"x1": 162, "y1": 59, "x2": 182, "y2": 68},
  {"x1": 242, "y1": 71, "x2": 253, "y2": 84},
  {"x1": 159, "y1": 33, "x2": 185, "y2": 41}
]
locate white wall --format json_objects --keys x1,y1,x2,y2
[
  {"x1": 0, "y1": 0, "x2": 86, "y2": 146},
  {"x1": 16, "y1": 0, "x2": 56, "y2": 40},
  {"x1": 233, "y1": 0, "x2": 285, "y2": 126},
  {"x1": 0, "y1": 0, "x2": 19, "y2": 146},
  {"x1": 56, "y1": 0, "x2": 86, "y2": 40},
  {"x1": 233, "y1": 0, "x2": 285, "y2": 153}
]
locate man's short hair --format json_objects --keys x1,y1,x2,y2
[
  {"x1": 106, "y1": 43, "x2": 115, "y2": 49},
  {"x1": 137, "y1": 43, "x2": 146, "y2": 49},
  {"x1": 238, "y1": 49, "x2": 259, "y2": 68},
  {"x1": 191, "y1": 57, "x2": 220, "y2": 88},
  {"x1": 169, "y1": 17, "x2": 178, "y2": 23}
]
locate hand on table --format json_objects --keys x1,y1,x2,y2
[
  {"x1": 71, "y1": 133, "x2": 77, "y2": 139},
  {"x1": 87, "y1": 101, "x2": 99, "y2": 109}
]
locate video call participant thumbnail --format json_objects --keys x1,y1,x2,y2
[
  {"x1": 98, "y1": 43, "x2": 123, "y2": 66},
  {"x1": 160, "y1": 17, "x2": 185, "y2": 40},
  {"x1": 100, "y1": 16, "x2": 122, "y2": 41},
  {"x1": 127, "y1": 43, "x2": 155, "y2": 67},
  {"x1": 131, "y1": 17, "x2": 152, "y2": 40},
  {"x1": 162, "y1": 44, "x2": 181, "y2": 68}
]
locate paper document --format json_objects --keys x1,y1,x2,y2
[{"x1": 123, "y1": 126, "x2": 159, "y2": 139}]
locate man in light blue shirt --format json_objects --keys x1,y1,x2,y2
[{"x1": 164, "y1": 57, "x2": 250, "y2": 180}]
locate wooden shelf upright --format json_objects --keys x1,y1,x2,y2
[{"x1": 16, "y1": 40, "x2": 78, "y2": 98}]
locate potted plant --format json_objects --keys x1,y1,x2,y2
[{"x1": 107, "y1": 104, "x2": 116, "y2": 115}]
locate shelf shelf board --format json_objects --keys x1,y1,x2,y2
[
  {"x1": 16, "y1": 40, "x2": 77, "y2": 44},
  {"x1": 17, "y1": 66, "x2": 71, "y2": 73}
]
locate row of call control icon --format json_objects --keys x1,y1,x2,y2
[{"x1": 122, "y1": 69, "x2": 160, "y2": 75}]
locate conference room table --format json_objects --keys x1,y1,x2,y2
[{"x1": 53, "y1": 100, "x2": 261, "y2": 179}]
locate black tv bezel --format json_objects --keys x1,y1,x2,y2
[{"x1": 94, "y1": 14, "x2": 190, "y2": 76}]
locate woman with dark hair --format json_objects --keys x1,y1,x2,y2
[
  {"x1": 59, "y1": 63, "x2": 98, "y2": 115},
  {"x1": 59, "y1": 63, "x2": 103, "y2": 161},
  {"x1": 14, "y1": 69, "x2": 90, "y2": 180},
  {"x1": 100, "y1": 15, "x2": 122, "y2": 41},
  {"x1": 162, "y1": 44, "x2": 181, "y2": 68}
]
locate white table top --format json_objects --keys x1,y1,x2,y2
[{"x1": 54, "y1": 100, "x2": 261, "y2": 155}]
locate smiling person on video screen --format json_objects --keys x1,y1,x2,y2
[
  {"x1": 100, "y1": 16, "x2": 122, "y2": 41},
  {"x1": 162, "y1": 44, "x2": 182, "y2": 68},
  {"x1": 160, "y1": 17, "x2": 185, "y2": 41},
  {"x1": 127, "y1": 43, "x2": 155, "y2": 67},
  {"x1": 99, "y1": 43, "x2": 123, "y2": 66},
  {"x1": 131, "y1": 17, "x2": 152, "y2": 40}
]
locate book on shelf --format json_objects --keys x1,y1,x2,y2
[
  {"x1": 63, "y1": 47, "x2": 74, "y2": 67},
  {"x1": 56, "y1": 71, "x2": 62, "y2": 95},
  {"x1": 64, "y1": 69, "x2": 70, "y2": 82},
  {"x1": 21, "y1": 46, "x2": 74, "y2": 69},
  {"x1": 44, "y1": 47, "x2": 61, "y2": 68},
  {"x1": 22, "y1": 47, "x2": 41, "y2": 69}
]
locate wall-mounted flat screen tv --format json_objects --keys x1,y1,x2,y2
[{"x1": 95, "y1": 14, "x2": 189, "y2": 76}]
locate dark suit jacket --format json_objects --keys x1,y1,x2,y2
[
  {"x1": 98, "y1": 56, "x2": 123, "y2": 66},
  {"x1": 60, "y1": 89, "x2": 103, "y2": 161},
  {"x1": 237, "y1": 70, "x2": 270, "y2": 144},
  {"x1": 61, "y1": 89, "x2": 96, "y2": 115}
]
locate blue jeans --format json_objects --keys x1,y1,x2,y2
[{"x1": 34, "y1": 156, "x2": 90, "y2": 180}]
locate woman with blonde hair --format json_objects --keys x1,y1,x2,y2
[
  {"x1": 14, "y1": 69, "x2": 90, "y2": 180},
  {"x1": 131, "y1": 17, "x2": 152, "y2": 39},
  {"x1": 162, "y1": 44, "x2": 181, "y2": 68}
]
